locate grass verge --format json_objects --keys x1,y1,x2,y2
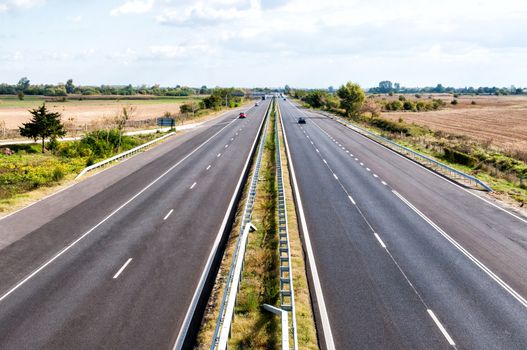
[
  {"x1": 276, "y1": 109, "x2": 319, "y2": 348},
  {"x1": 0, "y1": 131, "x2": 168, "y2": 214}
]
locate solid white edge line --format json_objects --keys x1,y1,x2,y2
[
  {"x1": 373, "y1": 233, "x2": 387, "y2": 249},
  {"x1": 348, "y1": 195, "x2": 356, "y2": 205},
  {"x1": 190, "y1": 182, "x2": 197, "y2": 190},
  {"x1": 172, "y1": 99, "x2": 271, "y2": 349},
  {"x1": 392, "y1": 190, "x2": 527, "y2": 308},
  {"x1": 319, "y1": 110, "x2": 527, "y2": 225},
  {"x1": 277, "y1": 101, "x2": 336, "y2": 350},
  {"x1": 0, "y1": 117, "x2": 240, "y2": 303},
  {"x1": 163, "y1": 209, "x2": 174, "y2": 221},
  {"x1": 113, "y1": 258, "x2": 133, "y2": 279},
  {"x1": 333, "y1": 174, "x2": 338, "y2": 180},
  {"x1": 427, "y1": 309, "x2": 456, "y2": 346}
]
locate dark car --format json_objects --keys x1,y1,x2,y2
[
  {"x1": 239, "y1": 112, "x2": 246, "y2": 118},
  {"x1": 298, "y1": 117, "x2": 306, "y2": 124}
]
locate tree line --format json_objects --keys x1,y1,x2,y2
[
  {"x1": 0, "y1": 77, "x2": 214, "y2": 97},
  {"x1": 368, "y1": 80, "x2": 525, "y2": 95}
]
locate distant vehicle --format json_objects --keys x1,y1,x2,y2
[
  {"x1": 255, "y1": 102, "x2": 259, "y2": 106},
  {"x1": 262, "y1": 96, "x2": 266, "y2": 100},
  {"x1": 283, "y1": 98, "x2": 286, "y2": 101},
  {"x1": 298, "y1": 117, "x2": 306, "y2": 124},
  {"x1": 239, "y1": 112, "x2": 246, "y2": 118}
]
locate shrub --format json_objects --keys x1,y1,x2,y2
[
  {"x1": 52, "y1": 167, "x2": 64, "y2": 182},
  {"x1": 443, "y1": 147, "x2": 477, "y2": 166},
  {"x1": 451, "y1": 99, "x2": 458, "y2": 105},
  {"x1": 403, "y1": 101, "x2": 415, "y2": 111},
  {"x1": 471, "y1": 100, "x2": 477, "y2": 105}
]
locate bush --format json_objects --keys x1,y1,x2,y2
[
  {"x1": 471, "y1": 100, "x2": 477, "y2": 105},
  {"x1": 403, "y1": 101, "x2": 415, "y2": 111},
  {"x1": 370, "y1": 117, "x2": 410, "y2": 135},
  {"x1": 52, "y1": 167, "x2": 64, "y2": 182},
  {"x1": 46, "y1": 138, "x2": 60, "y2": 152},
  {"x1": 443, "y1": 147, "x2": 477, "y2": 166},
  {"x1": 451, "y1": 99, "x2": 458, "y2": 105}
]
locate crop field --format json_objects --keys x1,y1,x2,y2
[
  {"x1": 0, "y1": 95, "x2": 200, "y2": 129},
  {"x1": 380, "y1": 95, "x2": 527, "y2": 156}
]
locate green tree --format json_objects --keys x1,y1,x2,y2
[
  {"x1": 337, "y1": 82, "x2": 365, "y2": 117},
  {"x1": 65, "y1": 79, "x2": 75, "y2": 94},
  {"x1": 17, "y1": 77, "x2": 30, "y2": 92},
  {"x1": 17, "y1": 91, "x2": 25, "y2": 100},
  {"x1": 19, "y1": 104, "x2": 66, "y2": 153}
]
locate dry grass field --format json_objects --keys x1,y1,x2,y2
[
  {"x1": 0, "y1": 95, "x2": 198, "y2": 129},
  {"x1": 380, "y1": 95, "x2": 527, "y2": 156}
]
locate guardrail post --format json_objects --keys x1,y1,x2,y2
[{"x1": 262, "y1": 304, "x2": 289, "y2": 350}]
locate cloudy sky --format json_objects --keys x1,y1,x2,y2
[{"x1": 1, "y1": 0, "x2": 526, "y2": 88}]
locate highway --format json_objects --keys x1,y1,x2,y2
[
  {"x1": 278, "y1": 99, "x2": 527, "y2": 349},
  {"x1": 0, "y1": 100, "x2": 269, "y2": 349}
]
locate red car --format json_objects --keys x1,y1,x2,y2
[{"x1": 239, "y1": 112, "x2": 246, "y2": 118}]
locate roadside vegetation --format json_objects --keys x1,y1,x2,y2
[
  {"x1": 276, "y1": 110, "x2": 318, "y2": 349},
  {"x1": 228, "y1": 103, "x2": 280, "y2": 347},
  {"x1": 290, "y1": 83, "x2": 527, "y2": 207},
  {"x1": 0, "y1": 104, "x2": 169, "y2": 214}
]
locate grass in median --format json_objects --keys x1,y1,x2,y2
[
  {"x1": 276, "y1": 114, "x2": 319, "y2": 349},
  {"x1": 196, "y1": 101, "x2": 318, "y2": 349},
  {"x1": 227, "y1": 104, "x2": 280, "y2": 348}
]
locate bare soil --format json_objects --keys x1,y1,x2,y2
[
  {"x1": 380, "y1": 95, "x2": 527, "y2": 155},
  {"x1": 0, "y1": 101, "x2": 184, "y2": 129}
]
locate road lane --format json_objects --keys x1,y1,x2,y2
[
  {"x1": 279, "y1": 99, "x2": 527, "y2": 349},
  {"x1": 0, "y1": 100, "x2": 270, "y2": 349}
]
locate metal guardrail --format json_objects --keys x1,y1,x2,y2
[
  {"x1": 75, "y1": 132, "x2": 175, "y2": 180},
  {"x1": 263, "y1": 304, "x2": 290, "y2": 349},
  {"x1": 210, "y1": 101, "x2": 272, "y2": 350},
  {"x1": 316, "y1": 110, "x2": 493, "y2": 192},
  {"x1": 274, "y1": 105, "x2": 298, "y2": 349}
]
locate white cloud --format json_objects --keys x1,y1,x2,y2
[
  {"x1": 111, "y1": 0, "x2": 155, "y2": 16},
  {"x1": 67, "y1": 15, "x2": 82, "y2": 22},
  {"x1": 0, "y1": 0, "x2": 44, "y2": 12},
  {"x1": 157, "y1": 0, "x2": 258, "y2": 25}
]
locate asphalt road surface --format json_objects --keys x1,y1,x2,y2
[
  {"x1": 0, "y1": 100, "x2": 269, "y2": 349},
  {"x1": 279, "y1": 99, "x2": 527, "y2": 350}
]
